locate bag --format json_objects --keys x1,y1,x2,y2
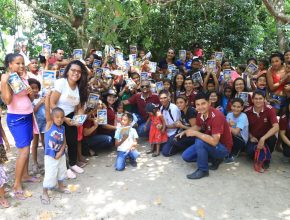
[{"x1": 254, "y1": 146, "x2": 271, "y2": 173}]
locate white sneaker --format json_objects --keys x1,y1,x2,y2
[
  {"x1": 67, "y1": 169, "x2": 76, "y2": 179},
  {"x1": 70, "y1": 165, "x2": 84, "y2": 174}
]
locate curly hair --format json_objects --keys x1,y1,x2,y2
[{"x1": 63, "y1": 60, "x2": 88, "y2": 106}]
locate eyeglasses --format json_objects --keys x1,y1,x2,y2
[
  {"x1": 141, "y1": 85, "x2": 150, "y2": 88},
  {"x1": 70, "y1": 69, "x2": 82, "y2": 74}
]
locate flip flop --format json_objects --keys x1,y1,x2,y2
[
  {"x1": 53, "y1": 187, "x2": 71, "y2": 194},
  {"x1": 13, "y1": 191, "x2": 27, "y2": 200},
  {"x1": 22, "y1": 176, "x2": 41, "y2": 183},
  {"x1": 0, "y1": 198, "x2": 10, "y2": 208},
  {"x1": 40, "y1": 195, "x2": 50, "y2": 205}
]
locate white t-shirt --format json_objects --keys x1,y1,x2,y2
[
  {"x1": 114, "y1": 127, "x2": 138, "y2": 152},
  {"x1": 54, "y1": 78, "x2": 80, "y2": 116},
  {"x1": 160, "y1": 103, "x2": 181, "y2": 137}
]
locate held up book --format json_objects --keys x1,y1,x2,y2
[
  {"x1": 93, "y1": 59, "x2": 102, "y2": 69},
  {"x1": 97, "y1": 109, "x2": 107, "y2": 125},
  {"x1": 125, "y1": 78, "x2": 136, "y2": 90},
  {"x1": 192, "y1": 71, "x2": 203, "y2": 84},
  {"x1": 179, "y1": 50, "x2": 186, "y2": 60},
  {"x1": 8, "y1": 72, "x2": 26, "y2": 94},
  {"x1": 129, "y1": 54, "x2": 137, "y2": 66},
  {"x1": 95, "y1": 51, "x2": 102, "y2": 57},
  {"x1": 207, "y1": 60, "x2": 216, "y2": 73},
  {"x1": 42, "y1": 70, "x2": 56, "y2": 95},
  {"x1": 238, "y1": 92, "x2": 248, "y2": 103},
  {"x1": 156, "y1": 81, "x2": 164, "y2": 93},
  {"x1": 168, "y1": 64, "x2": 176, "y2": 73},
  {"x1": 149, "y1": 61, "x2": 157, "y2": 73},
  {"x1": 73, "y1": 49, "x2": 83, "y2": 60},
  {"x1": 72, "y1": 114, "x2": 87, "y2": 125},
  {"x1": 87, "y1": 93, "x2": 100, "y2": 109},
  {"x1": 245, "y1": 63, "x2": 258, "y2": 76},
  {"x1": 59, "y1": 68, "x2": 65, "y2": 78},
  {"x1": 223, "y1": 69, "x2": 231, "y2": 82},
  {"x1": 130, "y1": 45, "x2": 137, "y2": 54},
  {"x1": 42, "y1": 43, "x2": 52, "y2": 57},
  {"x1": 215, "y1": 52, "x2": 223, "y2": 62},
  {"x1": 143, "y1": 51, "x2": 152, "y2": 60},
  {"x1": 140, "y1": 72, "x2": 148, "y2": 81}
]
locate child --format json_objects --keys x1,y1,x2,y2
[
  {"x1": 115, "y1": 113, "x2": 139, "y2": 171},
  {"x1": 28, "y1": 78, "x2": 45, "y2": 174},
  {"x1": 145, "y1": 103, "x2": 168, "y2": 157},
  {"x1": 41, "y1": 92, "x2": 69, "y2": 205},
  {"x1": 115, "y1": 102, "x2": 125, "y2": 127},
  {"x1": 0, "y1": 131, "x2": 9, "y2": 208}
]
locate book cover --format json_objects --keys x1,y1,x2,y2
[
  {"x1": 245, "y1": 63, "x2": 258, "y2": 75},
  {"x1": 42, "y1": 43, "x2": 52, "y2": 57},
  {"x1": 97, "y1": 109, "x2": 107, "y2": 125},
  {"x1": 42, "y1": 70, "x2": 56, "y2": 95},
  {"x1": 109, "y1": 46, "x2": 115, "y2": 57},
  {"x1": 223, "y1": 69, "x2": 231, "y2": 82},
  {"x1": 207, "y1": 60, "x2": 216, "y2": 72},
  {"x1": 94, "y1": 68, "x2": 103, "y2": 79},
  {"x1": 95, "y1": 51, "x2": 102, "y2": 57},
  {"x1": 59, "y1": 68, "x2": 65, "y2": 78},
  {"x1": 149, "y1": 61, "x2": 157, "y2": 73},
  {"x1": 179, "y1": 50, "x2": 186, "y2": 60},
  {"x1": 73, "y1": 49, "x2": 83, "y2": 60},
  {"x1": 8, "y1": 72, "x2": 26, "y2": 94},
  {"x1": 238, "y1": 92, "x2": 248, "y2": 103},
  {"x1": 168, "y1": 64, "x2": 176, "y2": 73},
  {"x1": 104, "y1": 45, "x2": 110, "y2": 57},
  {"x1": 129, "y1": 54, "x2": 137, "y2": 66},
  {"x1": 125, "y1": 78, "x2": 136, "y2": 89},
  {"x1": 103, "y1": 68, "x2": 112, "y2": 78},
  {"x1": 192, "y1": 71, "x2": 203, "y2": 84},
  {"x1": 143, "y1": 51, "x2": 152, "y2": 60},
  {"x1": 156, "y1": 81, "x2": 164, "y2": 93},
  {"x1": 93, "y1": 59, "x2": 102, "y2": 69},
  {"x1": 140, "y1": 72, "x2": 148, "y2": 81},
  {"x1": 87, "y1": 93, "x2": 100, "y2": 109},
  {"x1": 72, "y1": 114, "x2": 87, "y2": 125},
  {"x1": 130, "y1": 45, "x2": 137, "y2": 54},
  {"x1": 215, "y1": 52, "x2": 223, "y2": 62},
  {"x1": 115, "y1": 52, "x2": 124, "y2": 67}
]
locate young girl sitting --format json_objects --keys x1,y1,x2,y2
[
  {"x1": 0, "y1": 130, "x2": 9, "y2": 208},
  {"x1": 115, "y1": 113, "x2": 139, "y2": 171},
  {"x1": 145, "y1": 103, "x2": 168, "y2": 157},
  {"x1": 41, "y1": 92, "x2": 69, "y2": 205}
]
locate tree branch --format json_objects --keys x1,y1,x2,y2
[
  {"x1": 262, "y1": 0, "x2": 290, "y2": 24},
  {"x1": 145, "y1": 0, "x2": 177, "y2": 6}
]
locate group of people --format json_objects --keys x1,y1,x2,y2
[{"x1": 0, "y1": 44, "x2": 290, "y2": 207}]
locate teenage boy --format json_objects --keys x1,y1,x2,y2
[
  {"x1": 177, "y1": 92, "x2": 232, "y2": 179},
  {"x1": 244, "y1": 90, "x2": 279, "y2": 168}
]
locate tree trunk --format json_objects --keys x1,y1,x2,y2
[{"x1": 273, "y1": 0, "x2": 286, "y2": 52}]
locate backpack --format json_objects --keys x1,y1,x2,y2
[{"x1": 254, "y1": 146, "x2": 271, "y2": 173}]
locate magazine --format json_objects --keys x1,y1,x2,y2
[
  {"x1": 140, "y1": 72, "x2": 148, "y2": 81},
  {"x1": 245, "y1": 63, "x2": 258, "y2": 76},
  {"x1": 115, "y1": 52, "x2": 124, "y2": 67},
  {"x1": 42, "y1": 70, "x2": 56, "y2": 95},
  {"x1": 207, "y1": 60, "x2": 216, "y2": 73},
  {"x1": 8, "y1": 72, "x2": 26, "y2": 94},
  {"x1": 129, "y1": 54, "x2": 137, "y2": 66},
  {"x1": 93, "y1": 59, "x2": 102, "y2": 69},
  {"x1": 192, "y1": 71, "x2": 203, "y2": 84},
  {"x1": 125, "y1": 78, "x2": 136, "y2": 89},
  {"x1": 42, "y1": 43, "x2": 52, "y2": 57},
  {"x1": 72, "y1": 114, "x2": 87, "y2": 125},
  {"x1": 94, "y1": 68, "x2": 103, "y2": 79},
  {"x1": 238, "y1": 92, "x2": 248, "y2": 103},
  {"x1": 179, "y1": 50, "x2": 186, "y2": 60},
  {"x1": 215, "y1": 52, "x2": 223, "y2": 62},
  {"x1": 97, "y1": 109, "x2": 107, "y2": 125},
  {"x1": 168, "y1": 64, "x2": 176, "y2": 73},
  {"x1": 87, "y1": 93, "x2": 100, "y2": 109},
  {"x1": 223, "y1": 69, "x2": 231, "y2": 82},
  {"x1": 149, "y1": 61, "x2": 157, "y2": 73},
  {"x1": 73, "y1": 49, "x2": 83, "y2": 60},
  {"x1": 59, "y1": 68, "x2": 65, "y2": 78},
  {"x1": 156, "y1": 81, "x2": 164, "y2": 93}
]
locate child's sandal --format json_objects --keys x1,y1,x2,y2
[{"x1": 13, "y1": 190, "x2": 27, "y2": 200}]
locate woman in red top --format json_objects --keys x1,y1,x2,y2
[{"x1": 266, "y1": 52, "x2": 287, "y2": 114}]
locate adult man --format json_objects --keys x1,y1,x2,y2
[
  {"x1": 50, "y1": 49, "x2": 69, "y2": 67},
  {"x1": 181, "y1": 77, "x2": 197, "y2": 107},
  {"x1": 244, "y1": 90, "x2": 279, "y2": 168},
  {"x1": 159, "y1": 90, "x2": 181, "y2": 156},
  {"x1": 178, "y1": 92, "x2": 232, "y2": 179},
  {"x1": 123, "y1": 80, "x2": 160, "y2": 137}
]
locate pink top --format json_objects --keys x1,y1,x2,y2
[{"x1": 7, "y1": 77, "x2": 33, "y2": 114}]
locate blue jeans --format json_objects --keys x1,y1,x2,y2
[
  {"x1": 161, "y1": 134, "x2": 177, "y2": 157},
  {"x1": 84, "y1": 134, "x2": 114, "y2": 151},
  {"x1": 115, "y1": 150, "x2": 140, "y2": 171},
  {"x1": 137, "y1": 121, "x2": 151, "y2": 137},
  {"x1": 182, "y1": 138, "x2": 229, "y2": 171}
]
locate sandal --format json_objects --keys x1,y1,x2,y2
[
  {"x1": 22, "y1": 176, "x2": 41, "y2": 183},
  {"x1": 0, "y1": 198, "x2": 10, "y2": 208},
  {"x1": 40, "y1": 195, "x2": 50, "y2": 205},
  {"x1": 152, "y1": 152, "x2": 160, "y2": 157},
  {"x1": 54, "y1": 187, "x2": 71, "y2": 194},
  {"x1": 13, "y1": 190, "x2": 27, "y2": 200}
]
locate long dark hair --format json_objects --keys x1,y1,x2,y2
[
  {"x1": 64, "y1": 60, "x2": 88, "y2": 106},
  {"x1": 231, "y1": 78, "x2": 248, "y2": 99},
  {"x1": 172, "y1": 73, "x2": 185, "y2": 92},
  {"x1": 4, "y1": 53, "x2": 23, "y2": 70}
]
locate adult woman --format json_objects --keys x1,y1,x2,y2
[
  {"x1": 209, "y1": 91, "x2": 224, "y2": 113},
  {"x1": 50, "y1": 60, "x2": 88, "y2": 178},
  {"x1": 172, "y1": 73, "x2": 185, "y2": 102},
  {"x1": 266, "y1": 52, "x2": 286, "y2": 113},
  {"x1": 158, "y1": 48, "x2": 176, "y2": 69},
  {"x1": 27, "y1": 58, "x2": 42, "y2": 82},
  {"x1": 284, "y1": 50, "x2": 290, "y2": 63},
  {"x1": 171, "y1": 96, "x2": 197, "y2": 155},
  {"x1": 230, "y1": 78, "x2": 252, "y2": 108},
  {"x1": 1, "y1": 54, "x2": 35, "y2": 199}
]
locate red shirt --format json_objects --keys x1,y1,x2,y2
[
  {"x1": 245, "y1": 105, "x2": 278, "y2": 139},
  {"x1": 83, "y1": 119, "x2": 96, "y2": 139},
  {"x1": 279, "y1": 114, "x2": 290, "y2": 138},
  {"x1": 128, "y1": 92, "x2": 160, "y2": 121},
  {"x1": 196, "y1": 107, "x2": 233, "y2": 151}
]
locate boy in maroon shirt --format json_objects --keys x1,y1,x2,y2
[
  {"x1": 177, "y1": 92, "x2": 232, "y2": 179},
  {"x1": 244, "y1": 90, "x2": 279, "y2": 168}
]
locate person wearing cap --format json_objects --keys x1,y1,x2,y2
[
  {"x1": 158, "y1": 90, "x2": 181, "y2": 157},
  {"x1": 123, "y1": 80, "x2": 160, "y2": 137}
]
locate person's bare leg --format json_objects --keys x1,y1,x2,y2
[
  {"x1": 40, "y1": 133, "x2": 45, "y2": 149},
  {"x1": 40, "y1": 188, "x2": 50, "y2": 205},
  {"x1": 0, "y1": 187, "x2": 9, "y2": 208},
  {"x1": 77, "y1": 141, "x2": 87, "y2": 164},
  {"x1": 14, "y1": 147, "x2": 29, "y2": 191},
  {"x1": 31, "y1": 134, "x2": 39, "y2": 166}
]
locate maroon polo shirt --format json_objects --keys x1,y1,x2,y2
[
  {"x1": 128, "y1": 92, "x2": 160, "y2": 121},
  {"x1": 196, "y1": 107, "x2": 233, "y2": 151},
  {"x1": 245, "y1": 105, "x2": 278, "y2": 139},
  {"x1": 279, "y1": 114, "x2": 290, "y2": 138}
]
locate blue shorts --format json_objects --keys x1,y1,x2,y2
[
  {"x1": 35, "y1": 116, "x2": 46, "y2": 133},
  {"x1": 7, "y1": 113, "x2": 33, "y2": 148}
]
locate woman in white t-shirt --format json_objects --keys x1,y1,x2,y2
[{"x1": 50, "y1": 60, "x2": 88, "y2": 178}]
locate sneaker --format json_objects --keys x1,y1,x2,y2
[
  {"x1": 186, "y1": 169, "x2": 209, "y2": 179},
  {"x1": 67, "y1": 169, "x2": 76, "y2": 179},
  {"x1": 209, "y1": 158, "x2": 223, "y2": 170},
  {"x1": 70, "y1": 165, "x2": 84, "y2": 174},
  {"x1": 224, "y1": 156, "x2": 235, "y2": 164}
]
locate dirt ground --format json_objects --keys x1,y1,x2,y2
[{"x1": 1, "y1": 116, "x2": 290, "y2": 220}]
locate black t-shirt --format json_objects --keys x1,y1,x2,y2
[{"x1": 180, "y1": 106, "x2": 197, "y2": 128}]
